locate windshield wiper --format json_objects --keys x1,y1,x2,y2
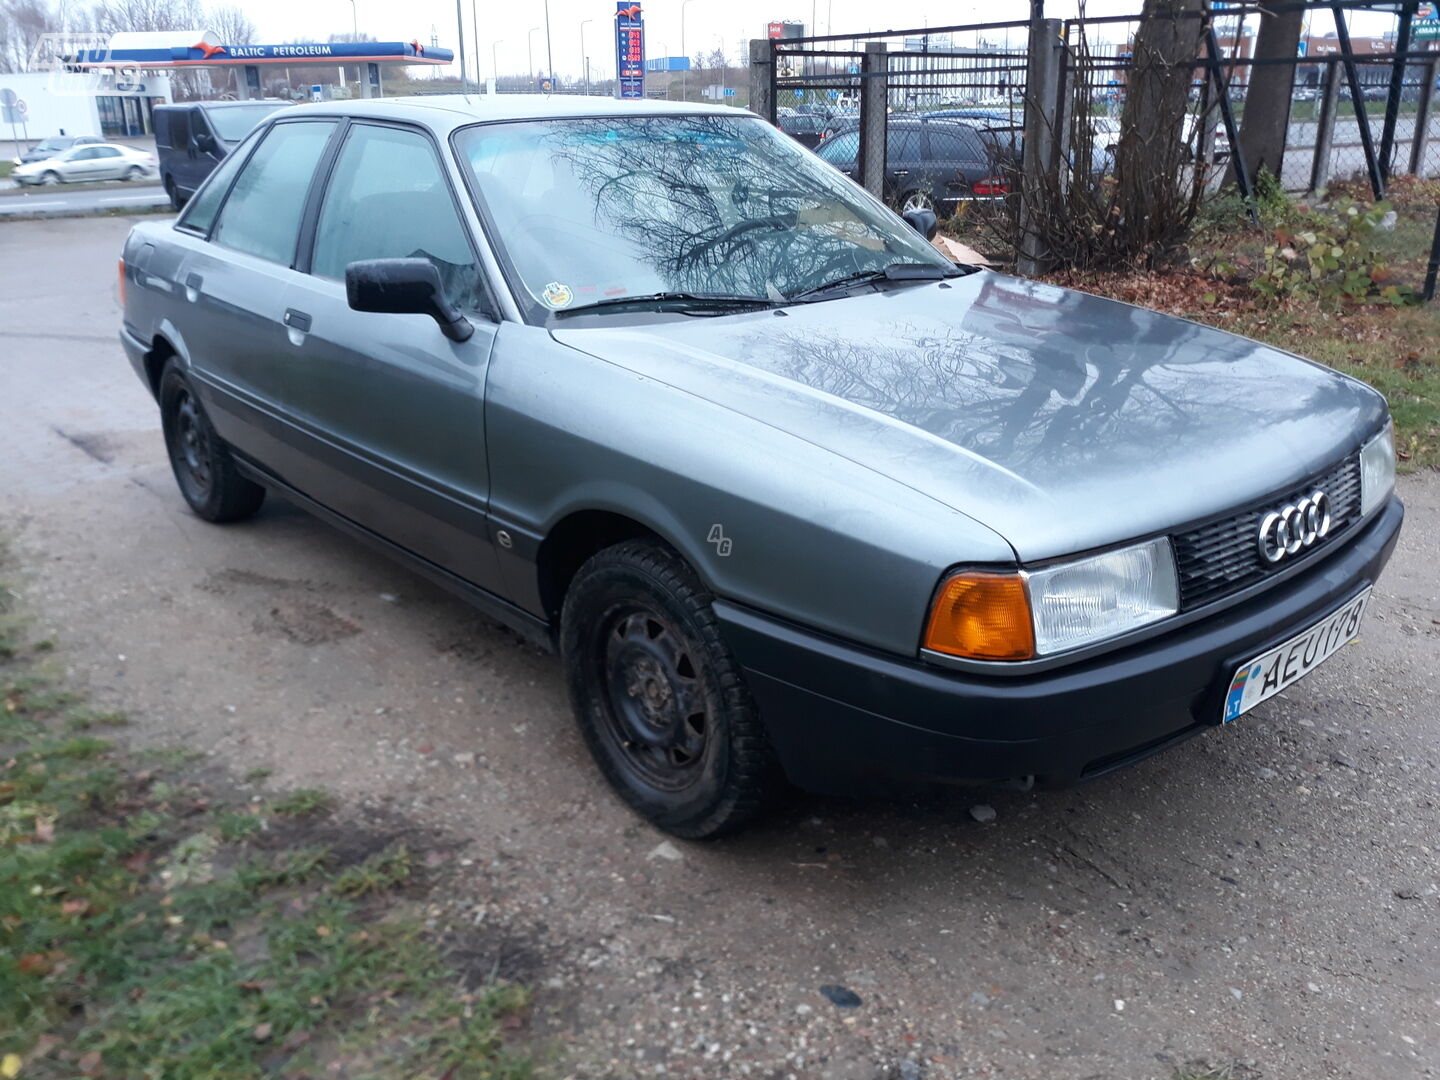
[
  {"x1": 787, "y1": 262, "x2": 963, "y2": 303},
  {"x1": 552, "y1": 291, "x2": 779, "y2": 318}
]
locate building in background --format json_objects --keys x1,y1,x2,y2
[{"x1": 0, "y1": 69, "x2": 172, "y2": 140}]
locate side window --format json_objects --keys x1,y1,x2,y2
[
  {"x1": 95, "y1": 147, "x2": 122, "y2": 159},
  {"x1": 890, "y1": 127, "x2": 922, "y2": 163},
  {"x1": 178, "y1": 130, "x2": 260, "y2": 235},
  {"x1": 929, "y1": 129, "x2": 986, "y2": 162},
  {"x1": 212, "y1": 121, "x2": 335, "y2": 266},
  {"x1": 817, "y1": 131, "x2": 858, "y2": 164},
  {"x1": 190, "y1": 107, "x2": 210, "y2": 145},
  {"x1": 169, "y1": 110, "x2": 191, "y2": 149},
  {"x1": 310, "y1": 124, "x2": 484, "y2": 311}
]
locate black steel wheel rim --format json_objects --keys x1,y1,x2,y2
[
  {"x1": 598, "y1": 605, "x2": 711, "y2": 792},
  {"x1": 171, "y1": 390, "x2": 213, "y2": 498}
]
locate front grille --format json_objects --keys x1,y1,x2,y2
[{"x1": 1172, "y1": 456, "x2": 1363, "y2": 611}]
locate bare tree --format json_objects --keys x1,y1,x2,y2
[
  {"x1": 1113, "y1": 0, "x2": 1207, "y2": 265},
  {"x1": 0, "y1": 0, "x2": 62, "y2": 73},
  {"x1": 205, "y1": 2, "x2": 253, "y2": 44},
  {"x1": 91, "y1": 0, "x2": 202, "y2": 36},
  {"x1": 1227, "y1": 3, "x2": 1303, "y2": 185}
]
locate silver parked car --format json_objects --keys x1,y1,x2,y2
[
  {"x1": 12, "y1": 142, "x2": 158, "y2": 185},
  {"x1": 118, "y1": 96, "x2": 1402, "y2": 838}
]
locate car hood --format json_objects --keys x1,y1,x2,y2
[{"x1": 551, "y1": 271, "x2": 1387, "y2": 561}]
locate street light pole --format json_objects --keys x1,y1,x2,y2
[
  {"x1": 455, "y1": 0, "x2": 468, "y2": 88},
  {"x1": 527, "y1": 27, "x2": 540, "y2": 85},
  {"x1": 492, "y1": 39, "x2": 502, "y2": 87},
  {"x1": 580, "y1": 19, "x2": 594, "y2": 95},
  {"x1": 543, "y1": 0, "x2": 554, "y2": 90},
  {"x1": 346, "y1": 0, "x2": 359, "y2": 93},
  {"x1": 471, "y1": 0, "x2": 480, "y2": 91},
  {"x1": 680, "y1": 0, "x2": 696, "y2": 101}
]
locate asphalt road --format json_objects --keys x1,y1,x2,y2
[
  {"x1": 2, "y1": 216, "x2": 1438, "y2": 1080},
  {"x1": 0, "y1": 181, "x2": 169, "y2": 218}
]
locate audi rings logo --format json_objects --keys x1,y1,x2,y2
[{"x1": 1257, "y1": 491, "x2": 1332, "y2": 564}]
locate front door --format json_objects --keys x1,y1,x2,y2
[{"x1": 270, "y1": 120, "x2": 503, "y2": 592}]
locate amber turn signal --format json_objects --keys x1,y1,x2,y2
[
  {"x1": 116, "y1": 257, "x2": 126, "y2": 308},
  {"x1": 923, "y1": 571, "x2": 1036, "y2": 661}
]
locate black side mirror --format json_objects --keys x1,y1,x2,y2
[
  {"x1": 345, "y1": 258, "x2": 474, "y2": 343},
  {"x1": 902, "y1": 208, "x2": 938, "y2": 241},
  {"x1": 192, "y1": 131, "x2": 216, "y2": 154}
]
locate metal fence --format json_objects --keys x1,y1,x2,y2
[{"x1": 748, "y1": 1, "x2": 1440, "y2": 298}]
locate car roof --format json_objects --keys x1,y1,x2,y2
[
  {"x1": 155, "y1": 100, "x2": 291, "y2": 110},
  {"x1": 274, "y1": 93, "x2": 744, "y2": 132}
]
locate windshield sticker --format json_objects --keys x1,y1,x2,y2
[{"x1": 541, "y1": 282, "x2": 574, "y2": 309}]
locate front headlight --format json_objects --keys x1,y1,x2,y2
[
  {"x1": 1025, "y1": 537, "x2": 1179, "y2": 656},
  {"x1": 923, "y1": 537, "x2": 1179, "y2": 661},
  {"x1": 1359, "y1": 420, "x2": 1395, "y2": 518}
]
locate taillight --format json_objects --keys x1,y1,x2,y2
[{"x1": 972, "y1": 177, "x2": 1009, "y2": 196}]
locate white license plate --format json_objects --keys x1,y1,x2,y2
[{"x1": 1221, "y1": 589, "x2": 1371, "y2": 723}]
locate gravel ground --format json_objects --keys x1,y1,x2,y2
[{"x1": 1, "y1": 216, "x2": 1437, "y2": 1080}]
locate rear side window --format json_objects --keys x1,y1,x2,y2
[
  {"x1": 212, "y1": 121, "x2": 335, "y2": 266},
  {"x1": 178, "y1": 130, "x2": 260, "y2": 235},
  {"x1": 928, "y1": 127, "x2": 988, "y2": 162},
  {"x1": 889, "y1": 126, "x2": 922, "y2": 163},
  {"x1": 310, "y1": 123, "x2": 483, "y2": 310}
]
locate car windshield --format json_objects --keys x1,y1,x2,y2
[
  {"x1": 454, "y1": 114, "x2": 954, "y2": 318},
  {"x1": 208, "y1": 104, "x2": 287, "y2": 142}
]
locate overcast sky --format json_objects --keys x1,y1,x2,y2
[{"x1": 228, "y1": 0, "x2": 1399, "y2": 83}]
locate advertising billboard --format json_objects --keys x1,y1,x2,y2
[{"x1": 616, "y1": 3, "x2": 645, "y2": 99}]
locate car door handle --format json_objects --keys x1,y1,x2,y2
[{"x1": 283, "y1": 309, "x2": 312, "y2": 332}]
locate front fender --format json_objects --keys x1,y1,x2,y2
[{"x1": 485, "y1": 326, "x2": 1014, "y2": 657}]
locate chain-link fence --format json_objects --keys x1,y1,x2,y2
[{"x1": 750, "y1": 0, "x2": 1440, "y2": 299}]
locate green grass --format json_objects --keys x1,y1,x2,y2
[
  {"x1": 0, "y1": 161, "x2": 11, "y2": 180},
  {"x1": 269, "y1": 787, "x2": 333, "y2": 817},
  {"x1": 0, "y1": 561, "x2": 535, "y2": 1080}
]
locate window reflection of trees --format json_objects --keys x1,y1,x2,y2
[
  {"x1": 534, "y1": 117, "x2": 929, "y2": 298},
  {"x1": 745, "y1": 274, "x2": 1365, "y2": 478}
]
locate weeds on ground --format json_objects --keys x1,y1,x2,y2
[
  {"x1": 269, "y1": 787, "x2": 333, "y2": 817},
  {"x1": 0, "y1": 557, "x2": 534, "y2": 1080}
]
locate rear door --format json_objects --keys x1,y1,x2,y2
[
  {"x1": 278, "y1": 120, "x2": 503, "y2": 590},
  {"x1": 922, "y1": 123, "x2": 994, "y2": 204},
  {"x1": 170, "y1": 118, "x2": 340, "y2": 478},
  {"x1": 89, "y1": 146, "x2": 126, "y2": 179}
]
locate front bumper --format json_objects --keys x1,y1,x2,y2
[{"x1": 717, "y1": 496, "x2": 1404, "y2": 795}]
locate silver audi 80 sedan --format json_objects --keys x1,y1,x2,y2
[{"x1": 118, "y1": 96, "x2": 1402, "y2": 837}]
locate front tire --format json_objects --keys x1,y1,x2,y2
[
  {"x1": 561, "y1": 540, "x2": 778, "y2": 839},
  {"x1": 40, "y1": 171, "x2": 60, "y2": 186},
  {"x1": 159, "y1": 361, "x2": 265, "y2": 523}
]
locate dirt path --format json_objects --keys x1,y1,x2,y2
[{"x1": 2, "y1": 216, "x2": 1437, "y2": 1079}]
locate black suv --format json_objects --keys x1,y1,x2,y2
[{"x1": 814, "y1": 117, "x2": 1009, "y2": 215}]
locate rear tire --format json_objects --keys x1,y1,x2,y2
[
  {"x1": 560, "y1": 540, "x2": 778, "y2": 839},
  {"x1": 898, "y1": 188, "x2": 936, "y2": 214},
  {"x1": 158, "y1": 360, "x2": 265, "y2": 523},
  {"x1": 125, "y1": 165, "x2": 145, "y2": 182}
]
